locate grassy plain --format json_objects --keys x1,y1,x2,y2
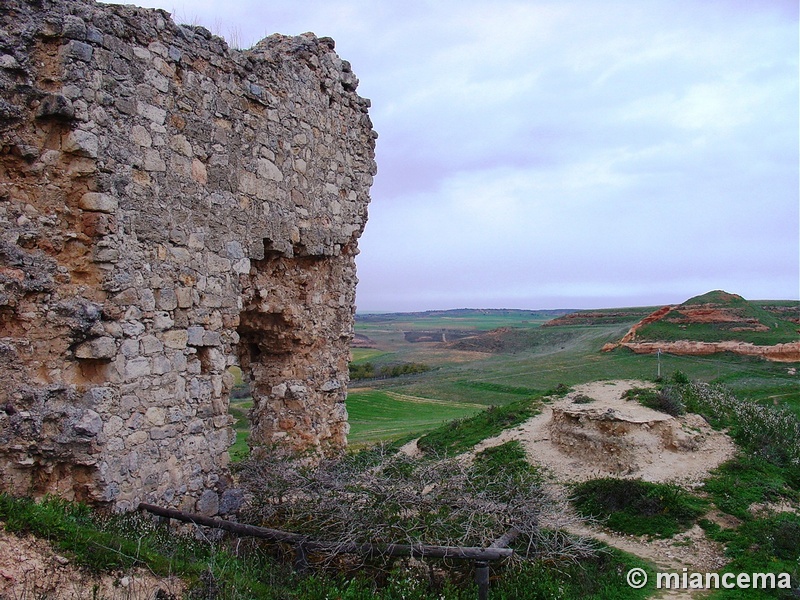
[
  {"x1": 346, "y1": 389, "x2": 484, "y2": 446},
  {"x1": 347, "y1": 307, "x2": 798, "y2": 444}
]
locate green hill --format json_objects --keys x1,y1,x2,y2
[{"x1": 634, "y1": 290, "x2": 799, "y2": 345}]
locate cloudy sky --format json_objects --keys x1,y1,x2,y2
[{"x1": 130, "y1": 0, "x2": 798, "y2": 312}]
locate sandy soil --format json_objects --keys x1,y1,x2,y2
[
  {"x1": 474, "y1": 380, "x2": 736, "y2": 485},
  {"x1": 0, "y1": 525, "x2": 184, "y2": 600},
  {"x1": 491, "y1": 380, "x2": 736, "y2": 598},
  {"x1": 400, "y1": 380, "x2": 739, "y2": 598}
]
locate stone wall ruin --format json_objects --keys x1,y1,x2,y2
[{"x1": 0, "y1": 0, "x2": 376, "y2": 513}]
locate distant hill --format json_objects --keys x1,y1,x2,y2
[
  {"x1": 632, "y1": 291, "x2": 798, "y2": 345},
  {"x1": 542, "y1": 306, "x2": 657, "y2": 327},
  {"x1": 603, "y1": 291, "x2": 799, "y2": 362},
  {"x1": 356, "y1": 308, "x2": 573, "y2": 325}
]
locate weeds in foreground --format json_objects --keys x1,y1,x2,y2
[
  {"x1": 570, "y1": 479, "x2": 708, "y2": 538},
  {"x1": 0, "y1": 491, "x2": 654, "y2": 600},
  {"x1": 0, "y1": 494, "x2": 282, "y2": 598},
  {"x1": 702, "y1": 454, "x2": 800, "y2": 520}
]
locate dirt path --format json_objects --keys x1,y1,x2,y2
[{"x1": 565, "y1": 519, "x2": 725, "y2": 599}]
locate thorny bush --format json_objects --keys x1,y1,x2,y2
[
  {"x1": 678, "y1": 382, "x2": 800, "y2": 468},
  {"x1": 236, "y1": 443, "x2": 593, "y2": 565}
]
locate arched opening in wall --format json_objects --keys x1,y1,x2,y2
[{"x1": 226, "y1": 365, "x2": 252, "y2": 463}]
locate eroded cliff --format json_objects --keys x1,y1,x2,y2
[{"x1": 0, "y1": 0, "x2": 376, "y2": 513}]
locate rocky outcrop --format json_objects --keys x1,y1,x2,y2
[
  {"x1": 0, "y1": 0, "x2": 376, "y2": 512},
  {"x1": 550, "y1": 404, "x2": 704, "y2": 475},
  {"x1": 603, "y1": 294, "x2": 800, "y2": 363},
  {"x1": 608, "y1": 340, "x2": 800, "y2": 363},
  {"x1": 618, "y1": 305, "x2": 673, "y2": 344}
]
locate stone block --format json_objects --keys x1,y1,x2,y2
[
  {"x1": 141, "y1": 335, "x2": 163, "y2": 355},
  {"x1": 150, "y1": 424, "x2": 177, "y2": 440},
  {"x1": 162, "y1": 329, "x2": 188, "y2": 349},
  {"x1": 125, "y1": 357, "x2": 151, "y2": 379},
  {"x1": 74, "y1": 336, "x2": 117, "y2": 360},
  {"x1": 62, "y1": 15, "x2": 87, "y2": 40},
  {"x1": 143, "y1": 149, "x2": 167, "y2": 171},
  {"x1": 152, "y1": 312, "x2": 175, "y2": 331},
  {"x1": 175, "y1": 287, "x2": 193, "y2": 308},
  {"x1": 65, "y1": 40, "x2": 93, "y2": 62},
  {"x1": 232, "y1": 258, "x2": 250, "y2": 274},
  {"x1": 187, "y1": 326, "x2": 205, "y2": 346},
  {"x1": 127, "y1": 431, "x2": 149, "y2": 446},
  {"x1": 120, "y1": 339, "x2": 139, "y2": 358},
  {"x1": 219, "y1": 488, "x2": 244, "y2": 515},
  {"x1": 202, "y1": 330, "x2": 221, "y2": 346},
  {"x1": 73, "y1": 410, "x2": 103, "y2": 437},
  {"x1": 152, "y1": 355, "x2": 172, "y2": 375},
  {"x1": 36, "y1": 94, "x2": 75, "y2": 120},
  {"x1": 137, "y1": 102, "x2": 167, "y2": 124},
  {"x1": 156, "y1": 288, "x2": 177, "y2": 311},
  {"x1": 131, "y1": 125, "x2": 152, "y2": 147},
  {"x1": 62, "y1": 130, "x2": 99, "y2": 158},
  {"x1": 196, "y1": 489, "x2": 219, "y2": 516},
  {"x1": 145, "y1": 407, "x2": 166, "y2": 426},
  {"x1": 207, "y1": 254, "x2": 231, "y2": 273},
  {"x1": 320, "y1": 380, "x2": 341, "y2": 392}
]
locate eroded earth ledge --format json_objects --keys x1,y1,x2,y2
[{"x1": 0, "y1": 0, "x2": 376, "y2": 513}]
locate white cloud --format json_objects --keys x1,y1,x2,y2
[{"x1": 121, "y1": 0, "x2": 799, "y2": 310}]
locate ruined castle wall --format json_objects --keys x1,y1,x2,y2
[{"x1": 0, "y1": 0, "x2": 376, "y2": 513}]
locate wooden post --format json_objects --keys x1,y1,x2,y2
[{"x1": 475, "y1": 560, "x2": 490, "y2": 600}]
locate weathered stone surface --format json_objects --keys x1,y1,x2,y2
[
  {"x1": 79, "y1": 193, "x2": 118, "y2": 213},
  {"x1": 0, "y1": 0, "x2": 375, "y2": 512}
]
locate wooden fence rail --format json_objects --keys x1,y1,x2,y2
[{"x1": 138, "y1": 503, "x2": 517, "y2": 599}]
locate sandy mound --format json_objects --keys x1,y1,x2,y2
[
  {"x1": 0, "y1": 526, "x2": 184, "y2": 600},
  {"x1": 475, "y1": 380, "x2": 736, "y2": 485}
]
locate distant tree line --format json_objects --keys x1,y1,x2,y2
[{"x1": 349, "y1": 362, "x2": 432, "y2": 380}]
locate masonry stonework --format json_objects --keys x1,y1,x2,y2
[{"x1": 0, "y1": 0, "x2": 376, "y2": 513}]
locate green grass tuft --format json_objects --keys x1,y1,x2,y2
[
  {"x1": 416, "y1": 396, "x2": 541, "y2": 455},
  {"x1": 571, "y1": 478, "x2": 708, "y2": 538}
]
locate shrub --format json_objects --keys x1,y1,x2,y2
[
  {"x1": 703, "y1": 454, "x2": 800, "y2": 520},
  {"x1": 349, "y1": 362, "x2": 432, "y2": 380},
  {"x1": 572, "y1": 394, "x2": 595, "y2": 404},
  {"x1": 238, "y1": 443, "x2": 590, "y2": 563},
  {"x1": 623, "y1": 386, "x2": 684, "y2": 417},
  {"x1": 670, "y1": 370, "x2": 690, "y2": 385},
  {"x1": 571, "y1": 478, "x2": 707, "y2": 537},
  {"x1": 679, "y1": 382, "x2": 800, "y2": 469}
]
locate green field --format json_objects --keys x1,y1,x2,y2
[
  {"x1": 346, "y1": 306, "x2": 799, "y2": 443},
  {"x1": 229, "y1": 304, "x2": 798, "y2": 453},
  {"x1": 357, "y1": 308, "x2": 571, "y2": 331},
  {"x1": 346, "y1": 389, "x2": 485, "y2": 446}
]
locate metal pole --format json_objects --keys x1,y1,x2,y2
[
  {"x1": 475, "y1": 560, "x2": 489, "y2": 600},
  {"x1": 657, "y1": 348, "x2": 661, "y2": 379}
]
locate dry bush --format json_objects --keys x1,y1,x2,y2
[{"x1": 236, "y1": 444, "x2": 594, "y2": 565}]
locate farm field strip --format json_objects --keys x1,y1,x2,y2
[
  {"x1": 381, "y1": 390, "x2": 483, "y2": 409},
  {"x1": 345, "y1": 389, "x2": 485, "y2": 445}
]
